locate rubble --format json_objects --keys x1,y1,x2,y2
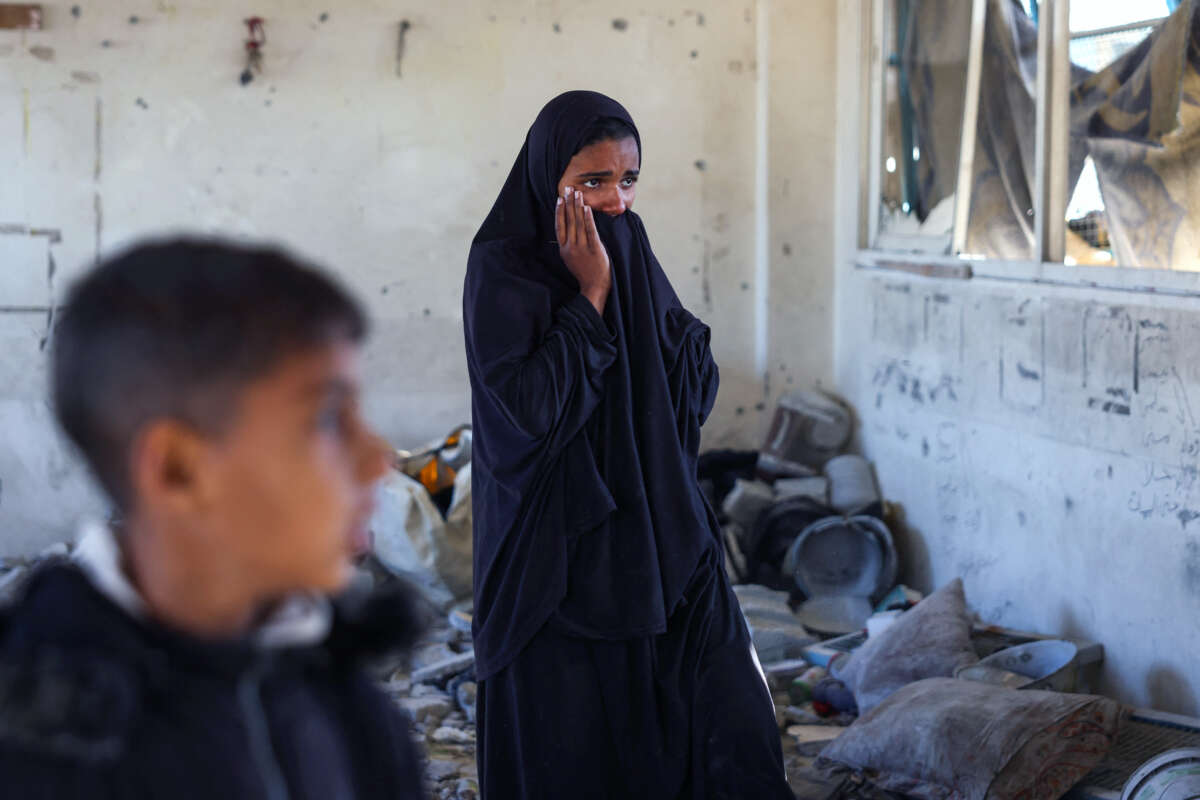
[
  {"x1": 412, "y1": 650, "x2": 475, "y2": 684},
  {"x1": 455, "y1": 681, "x2": 477, "y2": 724},
  {"x1": 733, "y1": 584, "x2": 817, "y2": 663},
  {"x1": 399, "y1": 694, "x2": 453, "y2": 727},
  {"x1": 721, "y1": 479, "x2": 776, "y2": 531},
  {"x1": 431, "y1": 726, "x2": 474, "y2": 744}
]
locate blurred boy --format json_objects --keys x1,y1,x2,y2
[{"x1": 0, "y1": 239, "x2": 426, "y2": 799}]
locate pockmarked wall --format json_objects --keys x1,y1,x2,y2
[
  {"x1": 833, "y1": 2, "x2": 1200, "y2": 712},
  {"x1": 0, "y1": 1, "x2": 838, "y2": 553}
]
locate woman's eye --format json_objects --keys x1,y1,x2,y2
[{"x1": 583, "y1": 179, "x2": 601, "y2": 189}]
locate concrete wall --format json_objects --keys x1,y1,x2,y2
[
  {"x1": 0, "y1": 1, "x2": 837, "y2": 553},
  {"x1": 834, "y1": 3, "x2": 1200, "y2": 711}
]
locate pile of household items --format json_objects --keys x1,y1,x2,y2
[
  {"x1": 366, "y1": 400, "x2": 1200, "y2": 800},
  {"x1": 703, "y1": 391, "x2": 1200, "y2": 800}
]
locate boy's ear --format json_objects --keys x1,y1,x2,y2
[{"x1": 129, "y1": 420, "x2": 215, "y2": 517}]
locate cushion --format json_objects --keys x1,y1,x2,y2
[
  {"x1": 833, "y1": 578, "x2": 977, "y2": 713},
  {"x1": 818, "y1": 677, "x2": 1122, "y2": 800}
]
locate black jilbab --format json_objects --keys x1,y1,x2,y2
[{"x1": 463, "y1": 91, "x2": 795, "y2": 799}]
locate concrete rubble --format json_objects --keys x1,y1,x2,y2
[
  {"x1": 733, "y1": 584, "x2": 818, "y2": 663},
  {"x1": 378, "y1": 607, "x2": 480, "y2": 800}
]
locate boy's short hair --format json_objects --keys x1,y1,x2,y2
[{"x1": 53, "y1": 238, "x2": 368, "y2": 510}]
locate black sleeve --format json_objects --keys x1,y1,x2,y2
[{"x1": 469, "y1": 290, "x2": 618, "y2": 459}]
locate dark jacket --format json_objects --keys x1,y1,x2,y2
[{"x1": 0, "y1": 563, "x2": 426, "y2": 800}]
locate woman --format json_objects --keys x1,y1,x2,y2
[{"x1": 463, "y1": 91, "x2": 793, "y2": 799}]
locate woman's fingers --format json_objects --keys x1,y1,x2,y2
[
  {"x1": 555, "y1": 195, "x2": 566, "y2": 246},
  {"x1": 561, "y1": 188, "x2": 574, "y2": 244},
  {"x1": 574, "y1": 188, "x2": 586, "y2": 248},
  {"x1": 584, "y1": 206, "x2": 601, "y2": 252}
]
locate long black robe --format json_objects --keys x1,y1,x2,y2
[{"x1": 463, "y1": 91, "x2": 792, "y2": 799}]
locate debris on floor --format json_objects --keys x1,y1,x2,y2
[
  {"x1": 371, "y1": 426, "x2": 474, "y2": 610},
  {"x1": 733, "y1": 583, "x2": 817, "y2": 662},
  {"x1": 376, "y1": 601, "x2": 479, "y2": 800}
]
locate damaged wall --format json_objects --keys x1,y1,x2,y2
[
  {"x1": 834, "y1": 4, "x2": 1200, "y2": 712},
  {"x1": 0, "y1": 1, "x2": 837, "y2": 553}
]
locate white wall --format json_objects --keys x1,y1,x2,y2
[
  {"x1": 0, "y1": 1, "x2": 838, "y2": 554},
  {"x1": 834, "y1": 3, "x2": 1200, "y2": 712}
]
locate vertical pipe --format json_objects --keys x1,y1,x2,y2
[{"x1": 755, "y1": 0, "x2": 770, "y2": 380}]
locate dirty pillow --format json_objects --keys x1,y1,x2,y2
[
  {"x1": 832, "y1": 578, "x2": 977, "y2": 714},
  {"x1": 817, "y1": 677, "x2": 1122, "y2": 800}
]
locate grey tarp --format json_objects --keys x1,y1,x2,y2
[{"x1": 899, "y1": 0, "x2": 1199, "y2": 266}]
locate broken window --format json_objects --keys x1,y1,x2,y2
[
  {"x1": 868, "y1": 0, "x2": 1200, "y2": 272},
  {"x1": 1067, "y1": 1, "x2": 1196, "y2": 270},
  {"x1": 875, "y1": 0, "x2": 971, "y2": 253},
  {"x1": 873, "y1": 0, "x2": 1043, "y2": 260}
]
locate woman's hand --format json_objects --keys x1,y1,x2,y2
[{"x1": 556, "y1": 187, "x2": 611, "y2": 315}]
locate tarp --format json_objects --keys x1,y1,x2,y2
[{"x1": 897, "y1": 0, "x2": 1200, "y2": 268}]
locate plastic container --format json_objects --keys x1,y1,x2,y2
[
  {"x1": 966, "y1": 639, "x2": 1079, "y2": 692},
  {"x1": 1121, "y1": 748, "x2": 1200, "y2": 800}
]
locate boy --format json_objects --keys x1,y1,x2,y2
[{"x1": 0, "y1": 239, "x2": 426, "y2": 799}]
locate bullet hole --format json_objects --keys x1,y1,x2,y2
[
  {"x1": 692, "y1": 266, "x2": 700, "y2": 274},
  {"x1": 612, "y1": 18, "x2": 628, "y2": 31},
  {"x1": 694, "y1": 159, "x2": 707, "y2": 171},
  {"x1": 319, "y1": 12, "x2": 329, "y2": 22},
  {"x1": 135, "y1": 97, "x2": 148, "y2": 109},
  {"x1": 690, "y1": 50, "x2": 699, "y2": 58},
  {"x1": 735, "y1": 407, "x2": 745, "y2": 415},
  {"x1": 264, "y1": 100, "x2": 272, "y2": 107},
  {"x1": 240, "y1": 69, "x2": 253, "y2": 86},
  {"x1": 553, "y1": 23, "x2": 561, "y2": 33},
  {"x1": 1107, "y1": 465, "x2": 1113, "y2": 478},
  {"x1": 922, "y1": 438, "x2": 930, "y2": 457},
  {"x1": 697, "y1": 12, "x2": 706, "y2": 25},
  {"x1": 128, "y1": 15, "x2": 139, "y2": 24},
  {"x1": 782, "y1": 243, "x2": 792, "y2": 256},
  {"x1": 779, "y1": 364, "x2": 786, "y2": 372},
  {"x1": 668, "y1": 19, "x2": 675, "y2": 26},
  {"x1": 101, "y1": 39, "x2": 112, "y2": 48},
  {"x1": 71, "y1": 5, "x2": 81, "y2": 18},
  {"x1": 755, "y1": 402, "x2": 766, "y2": 411},
  {"x1": 741, "y1": 282, "x2": 750, "y2": 290},
  {"x1": 1065, "y1": 496, "x2": 1075, "y2": 512},
  {"x1": 423, "y1": 308, "x2": 431, "y2": 317},
  {"x1": 381, "y1": 287, "x2": 389, "y2": 295},
  {"x1": 1017, "y1": 511, "x2": 1026, "y2": 526}
]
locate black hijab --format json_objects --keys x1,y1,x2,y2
[{"x1": 464, "y1": 91, "x2": 721, "y2": 680}]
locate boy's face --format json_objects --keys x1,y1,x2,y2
[{"x1": 201, "y1": 340, "x2": 389, "y2": 596}]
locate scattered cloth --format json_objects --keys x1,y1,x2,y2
[
  {"x1": 832, "y1": 578, "x2": 977, "y2": 714},
  {"x1": 818, "y1": 677, "x2": 1122, "y2": 800}
]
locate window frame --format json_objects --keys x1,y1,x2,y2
[{"x1": 855, "y1": 0, "x2": 1200, "y2": 294}]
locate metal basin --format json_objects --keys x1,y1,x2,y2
[{"x1": 966, "y1": 639, "x2": 1079, "y2": 692}]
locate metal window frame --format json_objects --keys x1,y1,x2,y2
[
  {"x1": 867, "y1": 0, "x2": 953, "y2": 256},
  {"x1": 858, "y1": 0, "x2": 1200, "y2": 291}
]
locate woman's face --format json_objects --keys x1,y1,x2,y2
[{"x1": 556, "y1": 136, "x2": 640, "y2": 217}]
